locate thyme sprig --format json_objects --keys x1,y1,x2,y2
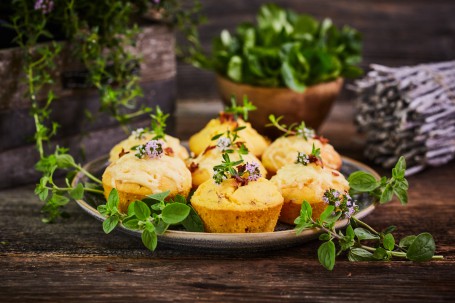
[
  {"x1": 267, "y1": 115, "x2": 315, "y2": 140},
  {"x1": 224, "y1": 95, "x2": 257, "y2": 121},
  {"x1": 295, "y1": 156, "x2": 442, "y2": 270},
  {"x1": 295, "y1": 144, "x2": 322, "y2": 165}
]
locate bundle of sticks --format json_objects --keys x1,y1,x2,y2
[{"x1": 352, "y1": 61, "x2": 455, "y2": 175}]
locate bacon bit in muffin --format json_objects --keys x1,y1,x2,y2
[
  {"x1": 314, "y1": 135, "x2": 329, "y2": 144},
  {"x1": 332, "y1": 171, "x2": 340, "y2": 176},
  {"x1": 118, "y1": 148, "x2": 129, "y2": 159},
  {"x1": 202, "y1": 145, "x2": 216, "y2": 155},
  {"x1": 219, "y1": 112, "x2": 236, "y2": 123},
  {"x1": 189, "y1": 162, "x2": 199, "y2": 173},
  {"x1": 309, "y1": 155, "x2": 324, "y2": 167},
  {"x1": 164, "y1": 147, "x2": 174, "y2": 156}
]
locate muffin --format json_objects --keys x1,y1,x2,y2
[
  {"x1": 189, "y1": 114, "x2": 269, "y2": 158},
  {"x1": 271, "y1": 158, "x2": 349, "y2": 224},
  {"x1": 189, "y1": 144, "x2": 267, "y2": 188},
  {"x1": 191, "y1": 178, "x2": 283, "y2": 233},
  {"x1": 262, "y1": 136, "x2": 342, "y2": 174},
  {"x1": 109, "y1": 129, "x2": 189, "y2": 162},
  {"x1": 102, "y1": 142, "x2": 192, "y2": 213}
]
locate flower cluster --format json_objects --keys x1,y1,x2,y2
[
  {"x1": 134, "y1": 140, "x2": 163, "y2": 159},
  {"x1": 322, "y1": 189, "x2": 358, "y2": 218},
  {"x1": 216, "y1": 137, "x2": 232, "y2": 152},
  {"x1": 132, "y1": 128, "x2": 147, "y2": 140},
  {"x1": 34, "y1": 0, "x2": 54, "y2": 14},
  {"x1": 244, "y1": 162, "x2": 262, "y2": 182},
  {"x1": 295, "y1": 122, "x2": 315, "y2": 140},
  {"x1": 296, "y1": 152, "x2": 310, "y2": 165}
]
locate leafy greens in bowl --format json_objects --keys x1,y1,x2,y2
[{"x1": 203, "y1": 3, "x2": 362, "y2": 92}]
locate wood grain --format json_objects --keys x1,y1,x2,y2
[{"x1": 0, "y1": 101, "x2": 454, "y2": 302}]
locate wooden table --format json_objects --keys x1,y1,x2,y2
[{"x1": 1, "y1": 101, "x2": 454, "y2": 302}]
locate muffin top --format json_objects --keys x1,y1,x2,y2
[
  {"x1": 189, "y1": 145, "x2": 267, "y2": 187},
  {"x1": 104, "y1": 152, "x2": 191, "y2": 193},
  {"x1": 188, "y1": 116, "x2": 269, "y2": 158},
  {"x1": 191, "y1": 178, "x2": 283, "y2": 212},
  {"x1": 262, "y1": 136, "x2": 342, "y2": 174},
  {"x1": 109, "y1": 131, "x2": 189, "y2": 163},
  {"x1": 271, "y1": 162, "x2": 349, "y2": 204}
]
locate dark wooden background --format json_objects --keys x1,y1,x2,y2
[{"x1": 176, "y1": 0, "x2": 455, "y2": 101}]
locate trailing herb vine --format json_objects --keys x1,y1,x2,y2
[{"x1": 294, "y1": 156, "x2": 443, "y2": 270}]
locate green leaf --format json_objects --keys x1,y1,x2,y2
[
  {"x1": 383, "y1": 233, "x2": 395, "y2": 251},
  {"x1": 348, "y1": 171, "x2": 378, "y2": 192},
  {"x1": 154, "y1": 219, "x2": 170, "y2": 235},
  {"x1": 122, "y1": 219, "x2": 140, "y2": 230},
  {"x1": 181, "y1": 207, "x2": 205, "y2": 232},
  {"x1": 380, "y1": 184, "x2": 393, "y2": 204},
  {"x1": 134, "y1": 201, "x2": 151, "y2": 221},
  {"x1": 162, "y1": 203, "x2": 191, "y2": 224},
  {"x1": 69, "y1": 183, "x2": 84, "y2": 200},
  {"x1": 295, "y1": 222, "x2": 313, "y2": 235},
  {"x1": 51, "y1": 194, "x2": 69, "y2": 206},
  {"x1": 103, "y1": 216, "x2": 119, "y2": 234},
  {"x1": 382, "y1": 225, "x2": 396, "y2": 234},
  {"x1": 346, "y1": 225, "x2": 355, "y2": 239},
  {"x1": 319, "y1": 205, "x2": 334, "y2": 222},
  {"x1": 106, "y1": 189, "x2": 119, "y2": 210},
  {"x1": 318, "y1": 240, "x2": 336, "y2": 270},
  {"x1": 147, "y1": 191, "x2": 170, "y2": 202},
  {"x1": 348, "y1": 248, "x2": 375, "y2": 261},
  {"x1": 394, "y1": 156, "x2": 406, "y2": 178},
  {"x1": 406, "y1": 233, "x2": 435, "y2": 262},
  {"x1": 399, "y1": 235, "x2": 416, "y2": 249},
  {"x1": 55, "y1": 154, "x2": 76, "y2": 168},
  {"x1": 319, "y1": 233, "x2": 330, "y2": 241},
  {"x1": 281, "y1": 60, "x2": 306, "y2": 92},
  {"x1": 373, "y1": 247, "x2": 390, "y2": 260},
  {"x1": 227, "y1": 56, "x2": 242, "y2": 82},
  {"x1": 97, "y1": 205, "x2": 107, "y2": 216},
  {"x1": 127, "y1": 202, "x2": 136, "y2": 216},
  {"x1": 172, "y1": 195, "x2": 188, "y2": 205},
  {"x1": 141, "y1": 229, "x2": 158, "y2": 251},
  {"x1": 301, "y1": 201, "x2": 313, "y2": 221},
  {"x1": 354, "y1": 227, "x2": 379, "y2": 240},
  {"x1": 393, "y1": 186, "x2": 408, "y2": 205}
]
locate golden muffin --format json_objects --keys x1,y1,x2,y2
[
  {"x1": 189, "y1": 146, "x2": 267, "y2": 188},
  {"x1": 271, "y1": 161, "x2": 349, "y2": 224},
  {"x1": 262, "y1": 136, "x2": 342, "y2": 174},
  {"x1": 191, "y1": 178, "x2": 284, "y2": 233},
  {"x1": 188, "y1": 114, "x2": 269, "y2": 158},
  {"x1": 102, "y1": 150, "x2": 192, "y2": 213},
  {"x1": 109, "y1": 129, "x2": 189, "y2": 162}
]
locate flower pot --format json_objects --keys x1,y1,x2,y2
[
  {"x1": 216, "y1": 75, "x2": 344, "y2": 139},
  {"x1": 0, "y1": 24, "x2": 176, "y2": 189}
]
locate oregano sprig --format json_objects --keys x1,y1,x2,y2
[
  {"x1": 98, "y1": 189, "x2": 204, "y2": 251},
  {"x1": 294, "y1": 157, "x2": 443, "y2": 270}
]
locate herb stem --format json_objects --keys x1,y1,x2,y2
[
  {"x1": 76, "y1": 165, "x2": 102, "y2": 184},
  {"x1": 352, "y1": 216, "x2": 380, "y2": 235},
  {"x1": 360, "y1": 245, "x2": 444, "y2": 260}
]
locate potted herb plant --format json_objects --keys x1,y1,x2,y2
[
  {"x1": 195, "y1": 3, "x2": 362, "y2": 138},
  {"x1": 0, "y1": 0, "x2": 203, "y2": 188}
]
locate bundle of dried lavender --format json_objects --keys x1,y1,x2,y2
[{"x1": 352, "y1": 61, "x2": 455, "y2": 175}]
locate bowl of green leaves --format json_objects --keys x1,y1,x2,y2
[{"x1": 200, "y1": 3, "x2": 362, "y2": 138}]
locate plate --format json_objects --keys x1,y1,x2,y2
[{"x1": 73, "y1": 156, "x2": 379, "y2": 252}]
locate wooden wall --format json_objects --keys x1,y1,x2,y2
[{"x1": 176, "y1": 0, "x2": 455, "y2": 101}]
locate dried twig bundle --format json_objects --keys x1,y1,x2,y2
[{"x1": 352, "y1": 61, "x2": 455, "y2": 175}]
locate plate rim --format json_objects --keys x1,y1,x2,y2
[{"x1": 73, "y1": 155, "x2": 378, "y2": 246}]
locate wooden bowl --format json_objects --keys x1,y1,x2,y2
[{"x1": 216, "y1": 75, "x2": 343, "y2": 139}]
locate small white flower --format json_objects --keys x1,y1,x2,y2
[
  {"x1": 132, "y1": 128, "x2": 146, "y2": 140},
  {"x1": 216, "y1": 137, "x2": 231, "y2": 151}
]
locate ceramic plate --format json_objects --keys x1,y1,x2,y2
[{"x1": 73, "y1": 156, "x2": 379, "y2": 252}]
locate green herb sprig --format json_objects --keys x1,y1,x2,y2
[
  {"x1": 98, "y1": 189, "x2": 203, "y2": 251},
  {"x1": 224, "y1": 96, "x2": 257, "y2": 121},
  {"x1": 267, "y1": 115, "x2": 316, "y2": 140},
  {"x1": 294, "y1": 157, "x2": 443, "y2": 270}
]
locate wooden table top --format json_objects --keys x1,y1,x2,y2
[{"x1": 1, "y1": 101, "x2": 454, "y2": 302}]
